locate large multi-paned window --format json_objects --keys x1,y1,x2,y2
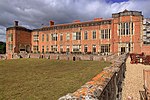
[
  {"x1": 51, "y1": 33, "x2": 58, "y2": 41},
  {"x1": 42, "y1": 34, "x2": 44, "y2": 42},
  {"x1": 33, "y1": 34, "x2": 39, "y2": 42},
  {"x1": 8, "y1": 44, "x2": 13, "y2": 51},
  {"x1": 118, "y1": 22, "x2": 133, "y2": 35},
  {"x1": 51, "y1": 45, "x2": 57, "y2": 52},
  {"x1": 92, "y1": 31, "x2": 96, "y2": 39},
  {"x1": 72, "y1": 32, "x2": 81, "y2": 40},
  {"x1": 121, "y1": 23, "x2": 125, "y2": 35},
  {"x1": 101, "y1": 44, "x2": 110, "y2": 53},
  {"x1": 8, "y1": 34, "x2": 13, "y2": 42},
  {"x1": 101, "y1": 29, "x2": 111, "y2": 39},
  {"x1": 84, "y1": 45, "x2": 88, "y2": 53},
  {"x1": 66, "y1": 33, "x2": 70, "y2": 40},
  {"x1": 84, "y1": 31, "x2": 88, "y2": 40},
  {"x1": 60, "y1": 34, "x2": 63, "y2": 41},
  {"x1": 72, "y1": 45, "x2": 81, "y2": 52}
]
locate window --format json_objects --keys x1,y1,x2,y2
[
  {"x1": 72, "y1": 32, "x2": 76, "y2": 40},
  {"x1": 46, "y1": 34, "x2": 49, "y2": 42},
  {"x1": 92, "y1": 45, "x2": 96, "y2": 53},
  {"x1": 84, "y1": 45, "x2": 88, "y2": 53},
  {"x1": 119, "y1": 23, "x2": 131, "y2": 35},
  {"x1": 33, "y1": 45, "x2": 39, "y2": 52},
  {"x1": 105, "y1": 30, "x2": 108, "y2": 39},
  {"x1": 51, "y1": 45, "x2": 57, "y2": 52},
  {"x1": 131, "y1": 22, "x2": 134, "y2": 34},
  {"x1": 8, "y1": 44, "x2": 13, "y2": 51},
  {"x1": 42, "y1": 34, "x2": 44, "y2": 42},
  {"x1": 46, "y1": 46, "x2": 49, "y2": 52},
  {"x1": 51, "y1": 33, "x2": 58, "y2": 41},
  {"x1": 60, "y1": 45, "x2": 63, "y2": 52},
  {"x1": 33, "y1": 34, "x2": 39, "y2": 42},
  {"x1": 92, "y1": 31, "x2": 96, "y2": 39},
  {"x1": 118, "y1": 23, "x2": 120, "y2": 35},
  {"x1": 101, "y1": 30, "x2": 105, "y2": 39},
  {"x1": 121, "y1": 23, "x2": 125, "y2": 35},
  {"x1": 66, "y1": 33, "x2": 70, "y2": 40},
  {"x1": 60, "y1": 34, "x2": 63, "y2": 41},
  {"x1": 72, "y1": 32, "x2": 81, "y2": 40},
  {"x1": 101, "y1": 29, "x2": 110, "y2": 39},
  {"x1": 66, "y1": 45, "x2": 70, "y2": 52},
  {"x1": 101, "y1": 44, "x2": 110, "y2": 53},
  {"x1": 72, "y1": 45, "x2": 81, "y2": 52},
  {"x1": 8, "y1": 34, "x2": 13, "y2": 42},
  {"x1": 109, "y1": 29, "x2": 111, "y2": 39},
  {"x1": 126, "y1": 23, "x2": 129, "y2": 35},
  {"x1": 76, "y1": 32, "x2": 81, "y2": 40},
  {"x1": 42, "y1": 46, "x2": 44, "y2": 53},
  {"x1": 84, "y1": 31, "x2": 88, "y2": 40}
]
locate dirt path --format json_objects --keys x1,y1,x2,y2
[{"x1": 122, "y1": 57, "x2": 150, "y2": 100}]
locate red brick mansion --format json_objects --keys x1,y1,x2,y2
[{"x1": 6, "y1": 10, "x2": 150, "y2": 59}]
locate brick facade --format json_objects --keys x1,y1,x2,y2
[{"x1": 6, "y1": 10, "x2": 150, "y2": 59}]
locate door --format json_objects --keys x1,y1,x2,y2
[{"x1": 121, "y1": 47, "x2": 126, "y2": 54}]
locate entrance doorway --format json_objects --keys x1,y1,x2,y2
[
  {"x1": 19, "y1": 45, "x2": 25, "y2": 53},
  {"x1": 26, "y1": 45, "x2": 30, "y2": 53},
  {"x1": 121, "y1": 47, "x2": 126, "y2": 54}
]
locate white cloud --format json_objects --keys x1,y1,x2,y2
[{"x1": 0, "y1": 0, "x2": 150, "y2": 42}]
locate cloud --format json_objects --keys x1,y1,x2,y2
[
  {"x1": 0, "y1": 0, "x2": 150, "y2": 42},
  {"x1": 0, "y1": 26, "x2": 6, "y2": 42}
]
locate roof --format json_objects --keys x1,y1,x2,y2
[
  {"x1": 33, "y1": 18, "x2": 112, "y2": 32},
  {"x1": 6, "y1": 26, "x2": 32, "y2": 32}
]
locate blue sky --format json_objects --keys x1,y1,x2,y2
[
  {"x1": 107, "y1": 0, "x2": 129, "y2": 3},
  {"x1": 0, "y1": 0, "x2": 150, "y2": 42}
]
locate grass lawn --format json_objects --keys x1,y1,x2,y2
[{"x1": 0, "y1": 59, "x2": 111, "y2": 100}]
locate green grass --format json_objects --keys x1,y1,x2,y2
[{"x1": 0, "y1": 59, "x2": 111, "y2": 100}]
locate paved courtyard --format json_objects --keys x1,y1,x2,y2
[{"x1": 122, "y1": 57, "x2": 150, "y2": 100}]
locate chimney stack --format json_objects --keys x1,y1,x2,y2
[
  {"x1": 73, "y1": 20, "x2": 80, "y2": 23},
  {"x1": 50, "y1": 20, "x2": 54, "y2": 26},
  {"x1": 14, "y1": 21, "x2": 18, "y2": 26},
  {"x1": 93, "y1": 18, "x2": 103, "y2": 21}
]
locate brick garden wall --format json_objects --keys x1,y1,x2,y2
[{"x1": 59, "y1": 53, "x2": 128, "y2": 100}]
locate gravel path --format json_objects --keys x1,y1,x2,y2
[{"x1": 122, "y1": 57, "x2": 150, "y2": 100}]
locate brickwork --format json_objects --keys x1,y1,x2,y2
[
  {"x1": 59, "y1": 53, "x2": 128, "y2": 100},
  {"x1": 6, "y1": 10, "x2": 150, "y2": 59}
]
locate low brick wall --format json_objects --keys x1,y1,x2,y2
[
  {"x1": 28, "y1": 53, "x2": 107, "y2": 61},
  {"x1": 59, "y1": 54, "x2": 128, "y2": 100},
  {"x1": 10, "y1": 53, "x2": 119, "y2": 62},
  {"x1": 4, "y1": 53, "x2": 128, "y2": 99},
  {"x1": 0, "y1": 54, "x2": 6, "y2": 60}
]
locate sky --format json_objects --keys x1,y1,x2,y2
[{"x1": 0, "y1": 0, "x2": 150, "y2": 42}]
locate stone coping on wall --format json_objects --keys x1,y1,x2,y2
[{"x1": 58, "y1": 53, "x2": 128, "y2": 100}]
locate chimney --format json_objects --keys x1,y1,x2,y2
[
  {"x1": 93, "y1": 18, "x2": 103, "y2": 21},
  {"x1": 50, "y1": 20, "x2": 54, "y2": 26},
  {"x1": 73, "y1": 20, "x2": 80, "y2": 23},
  {"x1": 14, "y1": 21, "x2": 18, "y2": 26}
]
